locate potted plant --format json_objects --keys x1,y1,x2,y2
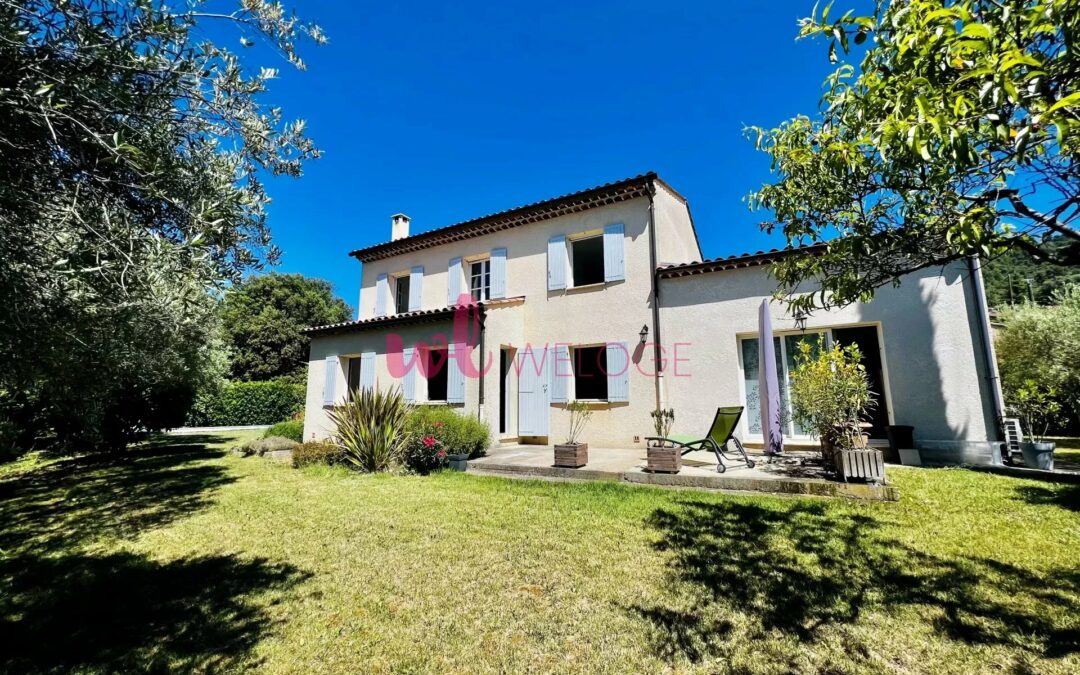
[
  {"x1": 789, "y1": 338, "x2": 883, "y2": 481},
  {"x1": 1009, "y1": 380, "x2": 1062, "y2": 471},
  {"x1": 554, "y1": 401, "x2": 592, "y2": 468},
  {"x1": 646, "y1": 408, "x2": 679, "y2": 473}
]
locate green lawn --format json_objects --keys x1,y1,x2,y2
[
  {"x1": 1, "y1": 431, "x2": 1078, "y2": 673},
  {"x1": 1051, "y1": 437, "x2": 1080, "y2": 471}
]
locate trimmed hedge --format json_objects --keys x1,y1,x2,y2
[{"x1": 187, "y1": 381, "x2": 305, "y2": 427}]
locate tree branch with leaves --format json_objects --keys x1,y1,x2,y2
[{"x1": 747, "y1": 0, "x2": 1080, "y2": 312}]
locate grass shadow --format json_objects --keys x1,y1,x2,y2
[
  {"x1": 1015, "y1": 484, "x2": 1080, "y2": 513},
  {"x1": 0, "y1": 550, "x2": 309, "y2": 672},
  {"x1": 630, "y1": 499, "x2": 1080, "y2": 666},
  {"x1": 0, "y1": 434, "x2": 236, "y2": 557}
]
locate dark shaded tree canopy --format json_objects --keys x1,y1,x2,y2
[
  {"x1": 0, "y1": 1, "x2": 322, "y2": 450},
  {"x1": 220, "y1": 274, "x2": 351, "y2": 382}
]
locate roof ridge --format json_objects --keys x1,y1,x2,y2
[{"x1": 349, "y1": 173, "x2": 658, "y2": 262}]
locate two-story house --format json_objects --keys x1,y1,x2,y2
[{"x1": 302, "y1": 173, "x2": 1001, "y2": 450}]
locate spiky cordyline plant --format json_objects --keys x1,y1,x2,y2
[{"x1": 328, "y1": 387, "x2": 411, "y2": 472}]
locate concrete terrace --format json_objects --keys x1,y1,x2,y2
[{"x1": 469, "y1": 444, "x2": 899, "y2": 501}]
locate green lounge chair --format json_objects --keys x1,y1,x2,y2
[{"x1": 646, "y1": 406, "x2": 756, "y2": 473}]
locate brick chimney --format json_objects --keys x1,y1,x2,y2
[{"x1": 391, "y1": 213, "x2": 410, "y2": 241}]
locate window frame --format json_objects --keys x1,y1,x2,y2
[
  {"x1": 394, "y1": 274, "x2": 411, "y2": 315},
  {"x1": 470, "y1": 258, "x2": 491, "y2": 302},
  {"x1": 569, "y1": 234, "x2": 605, "y2": 288},
  {"x1": 424, "y1": 346, "x2": 449, "y2": 402},
  {"x1": 346, "y1": 355, "x2": 363, "y2": 402},
  {"x1": 570, "y1": 344, "x2": 608, "y2": 402}
]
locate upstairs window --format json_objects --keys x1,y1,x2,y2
[
  {"x1": 571, "y1": 236, "x2": 605, "y2": 287},
  {"x1": 395, "y1": 275, "x2": 410, "y2": 314},
  {"x1": 470, "y1": 259, "x2": 491, "y2": 301},
  {"x1": 572, "y1": 345, "x2": 608, "y2": 400}
]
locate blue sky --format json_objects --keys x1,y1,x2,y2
[{"x1": 246, "y1": 1, "x2": 851, "y2": 309}]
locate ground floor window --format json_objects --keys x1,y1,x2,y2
[
  {"x1": 741, "y1": 325, "x2": 889, "y2": 438},
  {"x1": 347, "y1": 356, "x2": 363, "y2": 401},
  {"x1": 425, "y1": 348, "x2": 448, "y2": 402},
  {"x1": 572, "y1": 345, "x2": 607, "y2": 400}
]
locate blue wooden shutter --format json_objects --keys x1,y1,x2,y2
[
  {"x1": 323, "y1": 355, "x2": 338, "y2": 406},
  {"x1": 375, "y1": 273, "x2": 388, "y2": 317},
  {"x1": 490, "y1": 248, "x2": 507, "y2": 299},
  {"x1": 359, "y1": 352, "x2": 376, "y2": 392},
  {"x1": 447, "y1": 343, "x2": 466, "y2": 403},
  {"x1": 603, "y1": 223, "x2": 625, "y2": 282},
  {"x1": 448, "y1": 257, "x2": 463, "y2": 305},
  {"x1": 547, "y1": 235, "x2": 566, "y2": 290},
  {"x1": 402, "y1": 347, "x2": 416, "y2": 402},
  {"x1": 606, "y1": 342, "x2": 629, "y2": 402},
  {"x1": 550, "y1": 343, "x2": 570, "y2": 403},
  {"x1": 408, "y1": 266, "x2": 423, "y2": 311}
]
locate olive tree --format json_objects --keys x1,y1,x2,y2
[{"x1": 0, "y1": 1, "x2": 323, "y2": 450}]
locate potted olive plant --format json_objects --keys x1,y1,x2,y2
[
  {"x1": 1009, "y1": 380, "x2": 1062, "y2": 471},
  {"x1": 646, "y1": 408, "x2": 679, "y2": 473},
  {"x1": 554, "y1": 401, "x2": 592, "y2": 468},
  {"x1": 789, "y1": 338, "x2": 882, "y2": 481}
]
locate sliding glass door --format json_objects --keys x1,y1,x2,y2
[{"x1": 740, "y1": 325, "x2": 889, "y2": 439}]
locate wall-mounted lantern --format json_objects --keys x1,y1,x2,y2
[
  {"x1": 639, "y1": 324, "x2": 649, "y2": 344},
  {"x1": 794, "y1": 309, "x2": 808, "y2": 332}
]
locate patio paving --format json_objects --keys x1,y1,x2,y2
[{"x1": 469, "y1": 444, "x2": 899, "y2": 501}]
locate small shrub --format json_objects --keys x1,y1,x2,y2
[
  {"x1": 233, "y1": 435, "x2": 298, "y2": 457},
  {"x1": 401, "y1": 432, "x2": 447, "y2": 474},
  {"x1": 563, "y1": 400, "x2": 592, "y2": 445},
  {"x1": 329, "y1": 387, "x2": 411, "y2": 472},
  {"x1": 404, "y1": 406, "x2": 490, "y2": 458},
  {"x1": 292, "y1": 440, "x2": 343, "y2": 468},
  {"x1": 265, "y1": 419, "x2": 303, "y2": 442},
  {"x1": 789, "y1": 337, "x2": 876, "y2": 455}
]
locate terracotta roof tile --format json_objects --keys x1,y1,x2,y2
[
  {"x1": 349, "y1": 173, "x2": 658, "y2": 262},
  {"x1": 656, "y1": 244, "x2": 825, "y2": 278}
]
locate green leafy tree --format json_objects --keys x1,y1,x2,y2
[
  {"x1": 748, "y1": 0, "x2": 1080, "y2": 311},
  {"x1": 0, "y1": 1, "x2": 323, "y2": 450},
  {"x1": 995, "y1": 285, "x2": 1080, "y2": 427},
  {"x1": 220, "y1": 273, "x2": 351, "y2": 381}
]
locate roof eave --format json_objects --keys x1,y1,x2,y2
[{"x1": 348, "y1": 173, "x2": 659, "y2": 263}]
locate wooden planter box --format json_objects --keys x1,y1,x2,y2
[
  {"x1": 647, "y1": 443, "x2": 682, "y2": 474},
  {"x1": 835, "y1": 448, "x2": 885, "y2": 483},
  {"x1": 554, "y1": 442, "x2": 588, "y2": 468}
]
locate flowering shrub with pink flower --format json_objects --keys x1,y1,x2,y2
[{"x1": 400, "y1": 407, "x2": 490, "y2": 474}]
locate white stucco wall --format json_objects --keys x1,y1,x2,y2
[
  {"x1": 658, "y1": 261, "x2": 997, "y2": 444},
  {"x1": 653, "y1": 182, "x2": 702, "y2": 267},
  {"x1": 306, "y1": 194, "x2": 696, "y2": 449},
  {"x1": 303, "y1": 320, "x2": 482, "y2": 441}
]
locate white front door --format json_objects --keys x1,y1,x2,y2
[{"x1": 517, "y1": 346, "x2": 549, "y2": 436}]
